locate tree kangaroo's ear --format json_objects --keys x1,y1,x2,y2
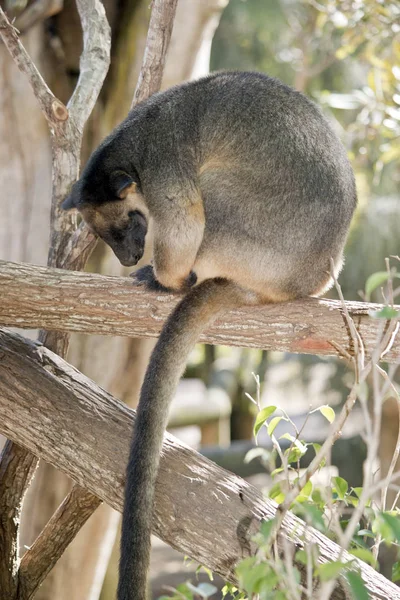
[
  {"x1": 111, "y1": 171, "x2": 137, "y2": 199},
  {"x1": 61, "y1": 182, "x2": 80, "y2": 210}
]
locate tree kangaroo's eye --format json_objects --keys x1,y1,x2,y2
[{"x1": 128, "y1": 210, "x2": 147, "y2": 229}]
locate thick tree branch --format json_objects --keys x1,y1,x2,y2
[
  {"x1": 0, "y1": 328, "x2": 398, "y2": 600},
  {"x1": 0, "y1": 442, "x2": 38, "y2": 598},
  {"x1": 18, "y1": 486, "x2": 102, "y2": 600},
  {"x1": 0, "y1": 259, "x2": 399, "y2": 363}
]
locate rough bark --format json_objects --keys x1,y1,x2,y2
[
  {"x1": 0, "y1": 442, "x2": 38, "y2": 598},
  {"x1": 132, "y1": 0, "x2": 178, "y2": 106},
  {"x1": 0, "y1": 259, "x2": 399, "y2": 363},
  {"x1": 0, "y1": 328, "x2": 398, "y2": 600},
  {"x1": 0, "y1": 3, "x2": 110, "y2": 599},
  {"x1": 18, "y1": 486, "x2": 102, "y2": 600}
]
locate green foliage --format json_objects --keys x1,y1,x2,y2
[
  {"x1": 253, "y1": 405, "x2": 277, "y2": 438},
  {"x1": 365, "y1": 271, "x2": 392, "y2": 300},
  {"x1": 314, "y1": 404, "x2": 336, "y2": 423},
  {"x1": 212, "y1": 0, "x2": 400, "y2": 195},
  {"x1": 316, "y1": 561, "x2": 348, "y2": 582},
  {"x1": 370, "y1": 306, "x2": 400, "y2": 319},
  {"x1": 344, "y1": 571, "x2": 370, "y2": 600},
  {"x1": 392, "y1": 561, "x2": 400, "y2": 583},
  {"x1": 221, "y1": 583, "x2": 247, "y2": 599},
  {"x1": 332, "y1": 476, "x2": 349, "y2": 500},
  {"x1": 349, "y1": 548, "x2": 377, "y2": 568},
  {"x1": 373, "y1": 511, "x2": 400, "y2": 543}
]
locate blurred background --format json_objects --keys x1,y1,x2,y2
[{"x1": 0, "y1": 0, "x2": 399, "y2": 598}]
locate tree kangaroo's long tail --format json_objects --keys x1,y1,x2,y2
[{"x1": 118, "y1": 278, "x2": 252, "y2": 600}]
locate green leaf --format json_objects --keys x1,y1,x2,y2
[
  {"x1": 236, "y1": 559, "x2": 271, "y2": 595},
  {"x1": 285, "y1": 446, "x2": 304, "y2": 464},
  {"x1": 221, "y1": 584, "x2": 242, "y2": 599},
  {"x1": 167, "y1": 583, "x2": 192, "y2": 599},
  {"x1": 369, "y1": 306, "x2": 400, "y2": 319},
  {"x1": 312, "y1": 443, "x2": 327, "y2": 468},
  {"x1": 365, "y1": 271, "x2": 390, "y2": 300},
  {"x1": 349, "y1": 548, "x2": 377, "y2": 567},
  {"x1": 319, "y1": 405, "x2": 335, "y2": 423},
  {"x1": 269, "y1": 482, "x2": 285, "y2": 504},
  {"x1": 380, "y1": 512, "x2": 400, "y2": 542},
  {"x1": 311, "y1": 488, "x2": 326, "y2": 510},
  {"x1": 317, "y1": 561, "x2": 348, "y2": 581},
  {"x1": 267, "y1": 416, "x2": 284, "y2": 436},
  {"x1": 260, "y1": 518, "x2": 276, "y2": 540},
  {"x1": 344, "y1": 571, "x2": 369, "y2": 600},
  {"x1": 279, "y1": 433, "x2": 307, "y2": 452},
  {"x1": 279, "y1": 432, "x2": 295, "y2": 442},
  {"x1": 257, "y1": 567, "x2": 279, "y2": 593},
  {"x1": 253, "y1": 406, "x2": 277, "y2": 438},
  {"x1": 333, "y1": 476, "x2": 349, "y2": 500},
  {"x1": 273, "y1": 593, "x2": 287, "y2": 600},
  {"x1": 392, "y1": 561, "x2": 400, "y2": 583},
  {"x1": 347, "y1": 496, "x2": 359, "y2": 507},
  {"x1": 270, "y1": 467, "x2": 285, "y2": 477},
  {"x1": 196, "y1": 565, "x2": 214, "y2": 580},
  {"x1": 295, "y1": 502, "x2": 326, "y2": 532},
  {"x1": 296, "y1": 479, "x2": 313, "y2": 503},
  {"x1": 357, "y1": 529, "x2": 375, "y2": 539},
  {"x1": 295, "y1": 549, "x2": 308, "y2": 565}
]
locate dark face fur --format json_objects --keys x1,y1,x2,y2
[{"x1": 62, "y1": 170, "x2": 149, "y2": 267}]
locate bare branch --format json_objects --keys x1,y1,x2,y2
[
  {"x1": 18, "y1": 486, "x2": 102, "y2": 600},
  {"x1": 0, "y1": 8, "x2": 67, "y2": 124},
  {"x1": 68, "y1": 0, "x2": 111, "y2": 131},
  {"x1": 132, "y1": 0, "x2": 179, "y2": 107},
  {"x1": 0, "y1": 328, "x2": 398, "y2": 600}
]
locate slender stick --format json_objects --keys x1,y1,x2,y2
[
  {"x1": 18, "y1": 486, "x2": 102, "y2": 600},
  {"x1": 132, "y1": 0, "x2": 179, "y2": 107}
]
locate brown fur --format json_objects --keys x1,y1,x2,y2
[
  {"x1": 80, "y1": 191, "x2": 149, "y2": 239},
  {"x1": 61, "y1": 71, "x2": 357, "y2": 600}
]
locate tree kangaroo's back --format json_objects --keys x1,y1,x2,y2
[{"x1": 62, "y1": 71, "x2": 357, "y2": 600}]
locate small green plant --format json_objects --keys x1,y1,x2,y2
[{"x1": 160, "y1": 259, "x2": 400, "y2": 600}]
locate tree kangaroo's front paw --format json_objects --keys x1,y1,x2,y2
[{"x1": 130, "y1": 265, "x2": 172, "y2": 292}]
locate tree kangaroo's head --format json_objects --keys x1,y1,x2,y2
[{"x1": 62, "y1": 147, "x2": 149, "y2": 267}]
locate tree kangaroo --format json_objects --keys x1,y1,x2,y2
[{"x1": 62, "y1": 71, "x2": 357, "y2": 600}]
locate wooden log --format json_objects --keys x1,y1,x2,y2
[
  {"x1": 0, "y1": 259, "x2": 399, "y2": 362},
  {"x1": 0, "y1": 327, "x2": 399, "y2": 599}
]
